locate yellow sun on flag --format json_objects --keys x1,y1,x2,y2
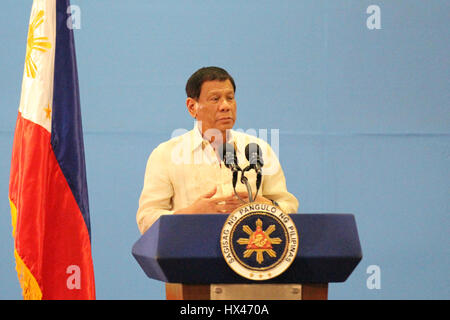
[{"x1": 25, "y1": 10, "x2": 52, "y2": 79}]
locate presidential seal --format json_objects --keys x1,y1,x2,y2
[{"x1": 220, "y1": 202, "x2": 299, "y2": 281}]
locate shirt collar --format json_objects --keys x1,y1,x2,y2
[{"x1": 191, "y1": 121, "x2": 237, "y2": 152}]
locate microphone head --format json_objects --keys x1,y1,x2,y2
[
  {"x1": 220, "y1": 143, "x2": 238, "y2": 169},
  {"x1": 245, "y1": 143, "x2": 264, "y2": 167}
]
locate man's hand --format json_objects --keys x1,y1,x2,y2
[
  {"x1": 236, "y1": 193, "x2": 272, "y2": 205},
  {"x1": 174, "y1": 186, "x2": 244, "y2": 214},
  {"x1": 174, "y1": 187, "x2": 273, "y2": 215}
]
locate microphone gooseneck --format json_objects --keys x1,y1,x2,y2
[
  {"x1": 244, "y1": 143, "x2": 264, "y2": 201},
  {"x1": 220, "y1": 142, "x2": 266, "y2": 204},
  {"x1": 220, "y1": 143, "x2": 246, "y2": 203}
]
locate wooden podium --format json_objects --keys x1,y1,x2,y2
[
  {"x1": 165, "y1": 283, "x2": 328, "y2": 300},
  {"x1": 132, "y1": 214, "x2": 362, "y2": 300}
]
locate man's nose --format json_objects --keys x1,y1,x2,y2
[{"x1": 219, "y1": 98, "x2": 231, "y2": 111}]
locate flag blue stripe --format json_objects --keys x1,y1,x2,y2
[{"x1": 51, "y1": 0, "x2": 91, "y2": 238}]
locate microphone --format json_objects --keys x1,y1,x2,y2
[
  {"x1": 220, "y1": 143, "x2": 241, "y2": 172},
  {"x1": 245, "y1": 143, "x2": 264, "y2": 201},
  {"x1": 245, "y1": 143, "x2": 264, "y2": 174},
  {"x1": 220, "y1": 143, "x2": 241, "y2": 188}
]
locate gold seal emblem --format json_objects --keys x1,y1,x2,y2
[{"x1": 220, "y1": 202, "x2": 299, "y2": 280}]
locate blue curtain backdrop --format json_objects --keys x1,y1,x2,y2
[{"x1": 0, "y1": 0, "x2": 448, "y2": 299}]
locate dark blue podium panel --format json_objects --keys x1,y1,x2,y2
[{"x1": 132, "y1": 214, "x2": 362, "y2": 284}]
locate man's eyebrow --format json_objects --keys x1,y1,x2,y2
[{"x1": 207, "y1": 89, "x2": 234, "y2": 96}]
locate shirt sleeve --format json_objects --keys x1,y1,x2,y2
[
  {"x1": 136, "y1": 143, "x2": 175, "y2": 234},
  {"x1": 260, "y1": 141, "x2": 299, "y2": 214}
]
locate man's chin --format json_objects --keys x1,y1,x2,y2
[
  {"x1": 216, "y1": 119, "x2": 235, "y2": 129},
  {"x1": 218, "y1": 124, "x2": 234, "y2": 133}
]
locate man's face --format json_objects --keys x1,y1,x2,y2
[{"x1": 190, "y1": 79, "x2": 237, "y2": 139}]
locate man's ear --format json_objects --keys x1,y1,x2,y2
[{"x1": 186, "y1": 97, "x2": 198, "y2": 119}]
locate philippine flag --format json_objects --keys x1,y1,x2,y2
[{"x1": 8, "y1": 0, "x2": 95, "y2": 299}]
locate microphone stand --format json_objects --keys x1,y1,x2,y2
[
  {"x1": 244, "y1": 143, "x2": 264, "y2": 202},
  {"x1": 223, "y1": 143, "x2": 263, "y2": 204},
  {"x1": 239, "y1": 166, "x2": 254, "y2": 203},
  {"x1": 232, "y1": 171, "x2": 247, "y2": 204},
  {"x1": 231, "y1": 166, "x2": 262, "y2": 204},
  {"x1": 253, "y1": 171, "x2": 262, "y2": 202}
]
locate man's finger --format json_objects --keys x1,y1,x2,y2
[
  {"x1": 215, "y1": 199, "x2": 245, "y2": 208},
  {"x1": 213, "y1": 193, "x2": 248, "y2": 203},
  {"x1": 210, "y1": 195, "x2": 234, "y2": 203},
  {"x1": 202, "y1": 186, "x2": 217, "y2": 199},
  {"x1": 217, "y1": 202, "x2": 245, "y2": 213}
]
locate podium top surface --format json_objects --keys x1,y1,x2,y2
[{"x1": 132, "y1": 213, "x2": 362, "y2": 284}]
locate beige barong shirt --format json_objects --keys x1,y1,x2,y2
[{"x1": 136, "y1": 124, "x2": 299, "y2": 234}]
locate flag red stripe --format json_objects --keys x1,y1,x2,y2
[{"x1": 9, "y1": 113, "x2": 95, "y2": 299}]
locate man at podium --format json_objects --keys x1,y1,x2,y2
[{"x1": 136, "y1": 67, "x2": 298, "y2": 234}]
